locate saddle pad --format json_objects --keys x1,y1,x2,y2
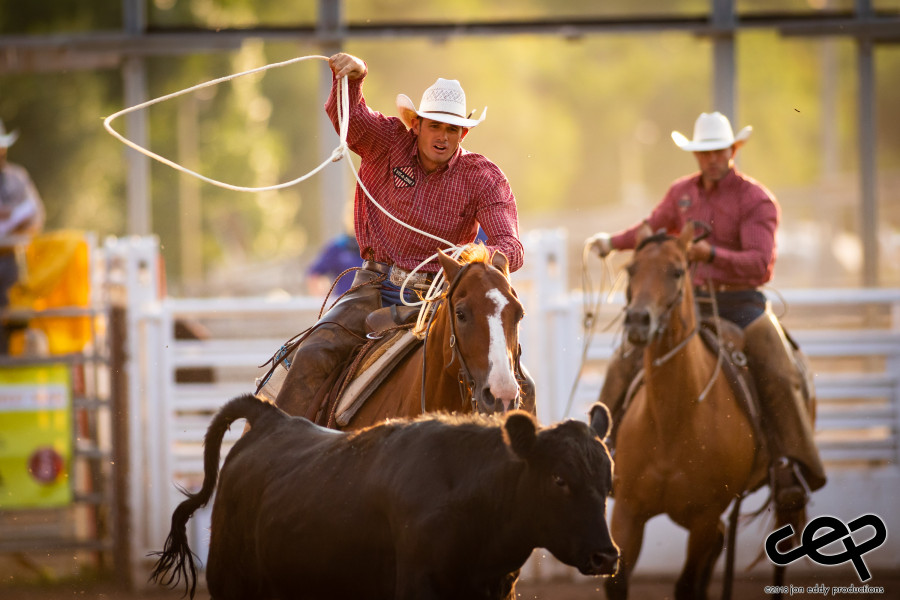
[{"x1": 335, "y1": 329, "x2": 421, "y2": 427}]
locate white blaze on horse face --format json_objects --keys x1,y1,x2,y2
[{"x1": 485, "y1": 288, "x2": 519, "y2": 410}]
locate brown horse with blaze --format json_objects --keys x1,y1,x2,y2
[{"x1": 273, "y1": 244, "x2": 530, "y2": 429}]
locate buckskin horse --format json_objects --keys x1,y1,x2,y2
[
  {"x1": 267, "y1": 244, "x2": 528, "y2": 429},
  {"x1": 604, "y1": 222, "x2": 806, "y2": 600}
]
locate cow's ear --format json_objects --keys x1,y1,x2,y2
[
  {"x1": 503, "y1": 411, "x2": 538, "y2": 460},
  {"x1": 589, "y1": 403, "x2": 612, "y2": 440}
]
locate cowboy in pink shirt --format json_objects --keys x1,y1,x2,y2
[
  {"x1": 270, "y1": 53, "x2": 531, "y2": 419},
  {"x1": 588, "y1": 112, "x2": 825, "y2": 511},
  {"x1": 324, "y1": 57, "x2": 522, "y2": 274}
]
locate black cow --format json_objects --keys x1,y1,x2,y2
[{"x1": 151, "y1": 394, "x2": 618, "y2": 600}]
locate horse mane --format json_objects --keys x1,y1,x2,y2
[{"x1": 456, "y1": 242, "x2": 492, "y2": 266}]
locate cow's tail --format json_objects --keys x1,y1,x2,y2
[{"x1": 149, "y1": 394, "x2": 275, "y2": 599}]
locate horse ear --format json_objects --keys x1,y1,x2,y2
[
  {"x1": 678, "y1": 221, "x2": 695, "y2": 252},
  {"x1": 503, "y1": 411, "x2": 538, "y2": 460},
  {"x1": 635, "y1": 222, "x2": 653, "y2": 247},
  {"x1": 589, "y1": 402, "x2": 612, "y2": 440},
  {"x1": 490, "y1": 249, "x2": 510, "y2": 278},
  {"x1": 437, "y1": 249, "x2": 462, "y2": 282}
]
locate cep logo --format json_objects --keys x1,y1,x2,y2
[{"x1": 765, "y1": 513, "x2": 887, "y2": 582}]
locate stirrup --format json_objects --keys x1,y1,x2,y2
[{"x1": 770, "y1": 457, "x2": 809, "y2": 512}]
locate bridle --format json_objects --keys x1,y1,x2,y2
[
  {"x1": 419, "y1": 261, "x2": 520, "y2": 413},
  {"x1": 420, "y1": 261, "x2": 476, "y2": 413},
  {"x1": 628, "y1": 234, "x2": 698, "y2": 368}
]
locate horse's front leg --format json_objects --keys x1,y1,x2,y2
[
  {"x1": 675, "y1": 515, "x2": 725, "y2": 600},
  {"x1": 605, "y1": 500, "x2": 648, "y2": 600}
]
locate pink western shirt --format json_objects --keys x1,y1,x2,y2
[
  {"x1": 610, "y1": 169, "x2": 779, "y2": 288},
  {"x1": 325, "y1": 74, "x2": 523, "y2": 273}
]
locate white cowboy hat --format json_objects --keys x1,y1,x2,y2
[
  {"x1": 0, "y1": 119, "x2": 19, "y2": 148},
  {"x1": 671, "y1": 111, "x2": 752, "y2": 152},
  {"x1": 396, "y1": 78, "x2": 487, "y2": 130}
]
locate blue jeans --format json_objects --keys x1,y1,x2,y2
[
  {"x1": 380, "y1": 280, "x2": 423, "y2": 308},
  {"x1": 695, "y1": 289, "x2": 767, "y2": 329}
]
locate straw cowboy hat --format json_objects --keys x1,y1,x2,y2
[
  {"x1": 671, "y1": 111, "x2": 752, "y2": 152},
  {"x1": 0, "y1": 119, "x2": 19, "y2": 148},
  {"x1": 396, "y1": 78, "x2": 487, "y2": 130}
]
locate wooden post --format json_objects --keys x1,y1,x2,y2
[{"x1": 109, "y1": 304, "x2": 132, "y2": 588}]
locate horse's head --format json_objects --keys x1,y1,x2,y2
[
  {"x1": 623, "y1": 222, "x2": 694, "y2": 346},
  {"x1": 438, "y1": 245, "x2": 525, "y2": 414}
]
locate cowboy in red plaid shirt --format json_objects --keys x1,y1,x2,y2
[
  {"x1": 271, "y1": 53, "x2": 532, "y2": 419},
  {"x1": 588, "y1": 112, "x2": 826, "y2": 512}
]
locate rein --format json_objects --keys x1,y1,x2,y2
[
  {"x1": 696, "y1": 277, "x2": 725, "y2": 402},
  {"x1": 651, "y1": 322, "x2": 698, "y2": 368},
  {"x1": 420, "y1": 262, "x2": 478, "y2": 413}
]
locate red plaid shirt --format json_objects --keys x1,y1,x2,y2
[
  {"x1": 610, "y1": 169, "x2": 779, "y2": 288},
  {"x1": 325, "y1": 74, "x2": 523, "y2": 273}
]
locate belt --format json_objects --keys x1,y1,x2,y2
[
  {"x1": 362, "y1": 260, "x2": 435, "y2": 289},
  {"x1": 388, "y1": 265, "x2": 435, "y2": 289},
  {"x1": 695, "y1": 282, "x2": 758, "y2": 294},
  {"x1": 361, "y1": 260, "x2": 391, "y2": 276}
]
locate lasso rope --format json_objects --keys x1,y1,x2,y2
[
  {"x1": 103, "y1": 55, "x2": 346, "y2": 192},
  {"x1": 562, "y1": 242, "x2": 626, "y2": 418},
  {"x1": 103, "y1": 54, "x2": 466, "y2": 330}
]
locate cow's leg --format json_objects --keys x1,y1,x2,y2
[
  {"x1": 604, "y1": 503, "x2": 647, "y2": 600},
  {"x1": 207, "y1": 505, "x2": 268, "y2": 600},
  {"x1": 675, "y1": 516, "x2": 724, "y2": 600}
]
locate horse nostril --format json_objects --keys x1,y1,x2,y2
[
  {"x1": 624, "y1": 309, "x2": 650, "y2": 328},
  {"x1": 481, "y1": 390, "x2": 501, "y2": 413}
]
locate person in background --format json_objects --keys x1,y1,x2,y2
[
  {"x1": 0, "y1": 119, "x2": 45, "y2": 353},
  {"x1": 587, "y1": 111, "x2": 826, "y2": 512},
  {"x1": 271, "y1": 52, "x2": 529, "y2": 419},
  {"x1": 305, "y1": 230, "x2": 361, "y2": 300}
]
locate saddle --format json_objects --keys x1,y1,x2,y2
[
  {"x1": 364, "y1": 304, "x2": 420, "y2": 334},
  {"x1": 315, "y1": 305, "x2": 423, "y2": 427},
  {"x1": 255, "y1": 305, "x2": 423, "y2": 417}
]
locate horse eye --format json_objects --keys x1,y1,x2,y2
[
  {"x1": 553, "y1": 474, "x2": 568, "y2": 489},
  {"x1": 455, "y1": 308, "x2": 466, "y2": 322},
  {"x1": 672, "y1": 267, "x2": 685, "y2": 279}
]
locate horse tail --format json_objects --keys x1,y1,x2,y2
[{"x1": 149, "y1": 394, "x2": 277, "y2": 598}]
